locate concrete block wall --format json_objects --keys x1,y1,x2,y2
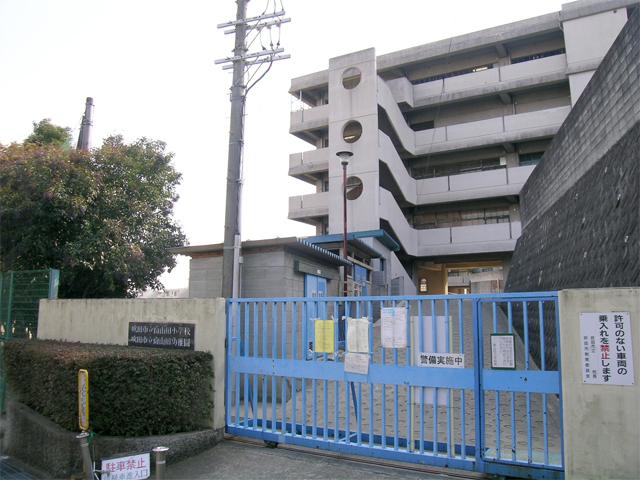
[
  {"x1": 189, "y1": 250, "x2": 340, "y2": 299},
  {"x1": 189, "y1": 256, "x2": 223, "y2": 298},
  {"x1": 507, "y1": 122, "x2": 639, "y2": 291}
]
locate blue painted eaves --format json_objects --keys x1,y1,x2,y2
[{"x1": 306, "y1": 229, "x2": 400, "y2": 252}]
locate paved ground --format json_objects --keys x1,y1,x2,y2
[
  {"x1": 0, "y1": 456, "x2": 39, "y2": 480},
  {"x1": 166, "y1": 438, "x2": 485, "y2": 480},
  {"x1": 0, "y1": 439, "x2": 483, "y2": 480}
]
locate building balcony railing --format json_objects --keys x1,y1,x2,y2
[
  {"x1": 380, "y1": 187, "x2": 520, "y2": 257},
  {"x1": 378, "y1": 77, "x2": 570, "y2": 156},
  {"x1": 413, "y1": 105, "x2": 570, "y2": 155},
  {"x1": 289, "y1": 104, "x2": 329, "y2": 134},
  {"x1": 387, "y1": 54, "x2": 568, "y2": 108},
  {"x1": 288, "y1": 191, "x2": 329, "y2": 221},
  {"x1": 288, "y1": 148, "x2": 329, "y2": 182},
  {"x1": 377, "y1": 131, "x2": 535, "y2": 207},
  {"x1": 416, "y1": 165, "x2": 536, "y2": 205},
  {"x1": 417, "y1": 221, "x2": 521, "y2": 257}
]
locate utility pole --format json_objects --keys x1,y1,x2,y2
[
  {"x1": 220, "y1": 0, "x2": 247, "y2": 302},
  {"x1": 216, "y1": 1, "x2": 290, "y2": 299}
]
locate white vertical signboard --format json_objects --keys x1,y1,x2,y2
[
  {"x1": 580, "y1": 312, "x2": 634, "y2": 385},
  {"x1": 345, "y1": 317, "x2": 370, "y2": 375},
  {"x1": 346, "y1": 317, "x2": 370, "y2": 354},
  {"x1": 410, "y1": 315, "x2": 460, "y2": 405},
  {"x1": 381, "y1": 307, "x2": 407, "y2": 348},
  {"x1": 490, "y1": 334, "x2": 516, "y2": 370}
]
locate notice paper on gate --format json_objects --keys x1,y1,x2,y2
[
  {"x1": 314, "y1": 320, "x2": 335, "y2": 353},
  {"x1": 381, "y1": 307, "x2": 407, "y2": 348},
  {"x1": 347, "y1": 317, "x2": 370, "y2": 353},
  {"x1": 345, "y1": 352, "x2": 370, "y2": 375}
]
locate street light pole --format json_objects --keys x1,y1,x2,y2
[{"x1": 336, "y1": 151, "x2": 353, "y2": 297}]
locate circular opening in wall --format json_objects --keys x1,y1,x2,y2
[
  {"x1": 346, "y1": 176, "x2": 363, "y2": 200},
  {"x1": 342, "y1": 121, "x2": 362, "y2": 143},
  {"x1": 342, "y1": 67, "x2": 362, "y2": 89}
]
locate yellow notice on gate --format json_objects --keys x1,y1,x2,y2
[{"x1": 314, "y1": 320, "x2": 335, "y2": 353}]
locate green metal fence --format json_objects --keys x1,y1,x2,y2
[{"x1": 0, "y1": 269, "x2": 60, "y2": 412}]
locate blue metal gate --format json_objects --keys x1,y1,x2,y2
[{"x1": 226, "y1": 293, "x2": 563, "y2": 479}]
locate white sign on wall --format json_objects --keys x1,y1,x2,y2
[
  {"x1": 101, "y1": 453, "x2": 150, "y2": 480},
  {"x1": 580, "y1": 312, "x2": 634, "y2": 385}
]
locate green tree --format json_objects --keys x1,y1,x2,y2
[
  {"x1": 0, "y1": 121, "x2": 187, "y2": 297},
  {"x1": 25, "y1": 119, "x2": 72, "y2": 148}
]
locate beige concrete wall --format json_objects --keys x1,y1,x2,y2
[
  {"x1": 559, "y1": 288, "x2": 640, "y2": 480},
  {"x1": 38, "y1": 298, "x2": 227, "y2": 430}
]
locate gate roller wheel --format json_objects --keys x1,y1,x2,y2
[{"x1": 264, "y1": 440, "x2": 278, "y2": 448}]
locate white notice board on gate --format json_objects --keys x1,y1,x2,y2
[
  {"x1": 580, "y1": 312, "x2": 634, "y2": 385},
  {"x1": 410, "y1": 315, "x2": 462, "y2": 405}
]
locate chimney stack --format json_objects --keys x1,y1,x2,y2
[{"x1": 76, "y1": 97, "x2": 94, "y2": 151}]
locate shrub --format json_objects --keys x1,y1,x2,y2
[{"x1": 4, "y1": 340, "x2": 213, "y2": 436}]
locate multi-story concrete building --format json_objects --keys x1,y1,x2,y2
[{"x1": 287, "y1": 0, "x2": 638, "y2": 295}]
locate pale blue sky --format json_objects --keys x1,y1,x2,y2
[{"x1": 0, "y1": 0, "x2": 565, "y2": 289}]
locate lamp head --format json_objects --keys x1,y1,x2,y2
[{"x1": 336, "y1": 150, "x2": 353, "y2": 167}]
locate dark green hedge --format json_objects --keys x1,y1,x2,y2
[{"x1": 4, "y1": 340, "x2": 213, "y2": 436}]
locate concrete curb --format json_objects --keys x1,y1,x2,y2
[{"x1": 5, "y1": 400, "x2": 223, "y2": 478}]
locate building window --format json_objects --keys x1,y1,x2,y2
[
  {"x1": 342, "y1": 67, "x2": 362, "y2": 89},
  {"x1": 413, "y1": 157, "x2": 502, "y2": 179},
  {"x1": 411, "y1": 64, "x2": 494, "y2": 85},
  {"x1": 511, "y1": 48, "x2": 565, "y2": 64},
  {"x1": 345, "y1": 176, "x2": 363, "y2": 200},
  {"x1": 342, "y1": 121, "x2": 362, "y2": 143},
  {"x1": 410, "y1": 120, "x2": 435, "y2": 132},
  {"x1": 352, "y1": 265, "x2": 370, "y2": 296},
  {"x1": 519, "y1": 151, "x2": 544, "y2": 166},
  {"x1": 413, "y1": 206, "x2": 511, "y2": 229}
]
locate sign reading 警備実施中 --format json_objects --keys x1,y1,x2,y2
[{"x1": 580, "y1": 312, "x2": 634, "y2": 385}]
